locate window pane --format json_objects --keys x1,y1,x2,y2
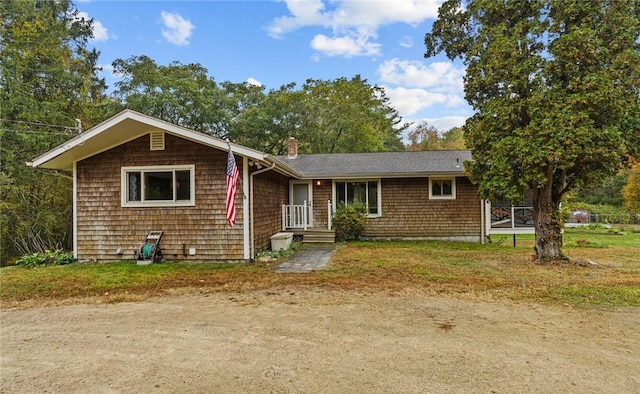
[
  {"x1": 432, "y1": 181, "x2": 442, "y2": 196},
  {"x1": 144, "y1": 171, "x2": 173, "y2": 200},
  {"x1": 175, "y1": 170, "x2": 191, "y2": 201},
  {"x1": 368, "y1": 181, "x2": 378, "y2": 214},
  {"x1": 336, "y1": 182, "x2": 346, "y2": 204},
  {"x1": 441, "y1": 180, "x2": 452, "y2": 196},
  {"x1": 127, "y1": 172, "x2": 141, "y2": 202},
  {"x1": 350, "y1": 182, "x2": 366, "y2": 204}
]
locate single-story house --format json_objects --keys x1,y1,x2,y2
[{"x1": 29, "y1": 110, "x2": 531, "y2": 262}]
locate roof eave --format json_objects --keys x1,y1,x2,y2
[
  {"x1": 294, "y1": 171, "x2": 468, "y2": 179},
  {"x1": 30, "y1": 109, "x2": 269, "y2": 171}
]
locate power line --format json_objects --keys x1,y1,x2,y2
[
  {"x1": 0, "y1": 127, "x2": 72, "y2": 136},
  {"x1": 0, "y1": 118, "x2": 77, "y2": 130}
]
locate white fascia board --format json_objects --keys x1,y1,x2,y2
[{"x1": 30, "y1": 109, "x2": 268, "y2": 169}]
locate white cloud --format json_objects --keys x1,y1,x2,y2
[
  {"x1": 378, "y1": 59, "x2": 464, "y2": 91},
  {"x1": 268, "y1": 0, "x2": 442, "y2": 57},
  {"x1": 75, "y1": 11, "x2": 109, "y2": 41},
  {"x1": 268, "y1": 0, "x2": 330, "y2": 38},
  {"x1": 377, "y1": 58, "x2": 466, "y2": 115},
  {"x1": 246, "y1": 77, "x2": 263, "y2": 87},
  {"x1": 399, "y1": 36, "x2": 413, "y2": 48},
  {"x1": 384, "y1": 86, "x2": 449, "y2": 116},
  {"x1": 311, "y1": 34, "x2": 381, "y2": 57},
  {"x1": 160, "y1": 11, "x2": 195, "y2": 46},
  {"x1": 422, "y1": 116, "x2": 467, "y2": 131}
]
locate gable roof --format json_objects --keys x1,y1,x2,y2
[
  {"x1": 274, "y1": 150, "x2": 470, "y2": 179},
  {"x1": 29, "y1": 110, "x2": 470, "y2": 179},
  {"x1": 29, "y1": 109, "x2": 296, "y2": 175}
]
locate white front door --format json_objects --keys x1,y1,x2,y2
[{"x1": 291, "y1": 182, "x2": 313, "y2": 227}]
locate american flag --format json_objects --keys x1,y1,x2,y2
[{"x1": 226, "y1": 147, "x2": 239, "y2": 226}]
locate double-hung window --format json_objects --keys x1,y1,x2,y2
[
  {"x1": 334, "y1": 180, "x2": 381, "y2": 216},
  {"x1": 121, "y1": 165, "x2": 195, "y2": 207},
  {"x1": 429, "y1": 177, "x2": 456, "y2": 200}
]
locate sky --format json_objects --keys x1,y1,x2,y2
[{"x1": 76, "y1": 0, "x2": 472, "y2": 134}]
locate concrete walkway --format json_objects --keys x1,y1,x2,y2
[{"x1": 274, "y1": 244, "x2": 336, "y2": 273}]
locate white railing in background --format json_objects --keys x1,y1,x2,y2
[
  {"x1": 327, "y1": 200, "x2": 333, "y2": 230},
  {"x1": 487, "y1": 201, "x2": 534, "y2": 230},
  {"x1": 282, "y1": 201, "x2": 309, "y2": 230}
]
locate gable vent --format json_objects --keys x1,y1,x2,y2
[{"x1": 150, "y1": 131, "x2": 165, "y2": 151}]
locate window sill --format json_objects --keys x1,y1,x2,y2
[{"x1": 122, "y1": 201, "x2": 195, "y2": 208}]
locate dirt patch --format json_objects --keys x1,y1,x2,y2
[{"x1": 1, "y1": 288, "x2": 639, "y2": 393}]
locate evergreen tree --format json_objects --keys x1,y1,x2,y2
[
  {"x1": 1, "y1": 0, "x2": 107, "y2": 263},
  {"x1": 425, "y1": 0, "x2": 640, "y2": 261}
]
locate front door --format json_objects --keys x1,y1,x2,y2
[{"x1": 291, "y1": 182, "x2": 312, "y2": 227}]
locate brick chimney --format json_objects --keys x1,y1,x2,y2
[{"x1": 287, "y1": 137, "x2": 298, "y2": 159}]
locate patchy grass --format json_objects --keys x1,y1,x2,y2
[{"x1": 1, "y1": 229, "x2": 638, "y2": 308}]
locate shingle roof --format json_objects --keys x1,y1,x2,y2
[{"x1": 274, "y1": 150, "x2": 471, "y2": 178}]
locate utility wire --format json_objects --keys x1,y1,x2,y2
[
  {"x1": 0, "y1": 128, "x2": 73, "y2": 136},
  {"x1": 0, "y1": 118, "x2": 78, "y2": 130}
]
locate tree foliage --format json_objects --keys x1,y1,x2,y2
[
  {"x1": 425, "y1": 0, "x2": 640, "y2": 261},
  {"x1": 112, "y1": 55, "x2": 231, "y2": 136},
  {"x1": 1, "y1": 0, "x2": 107, "y2": 263},
  {"x1": 113, "y1": 61, "x2": 407, "y2": 154},
  {"x1": 406, "y1": 121, "x2": 465, "y2": 151},
  {"x1": 296, "y1": 76, "x2": 406, "y2": 153},
  {"x1": 622, "y1": 163, "x2": 640, "y2": 213}
]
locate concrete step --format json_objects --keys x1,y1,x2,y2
[{"x1": 303, "y1": 229, "x2": 335, "y2": 243}]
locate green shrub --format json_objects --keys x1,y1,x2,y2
[
  {"x1": 333, "y1": 202, "x2": 368, "y2": 241},
  {"x1": 16, "y1": 249, "x2": 76, "y2": 268}
]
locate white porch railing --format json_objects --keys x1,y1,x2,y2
[
  {"x1": 281, "y1": 200, "x2": 334, "y2": 230},
  {"x1": 282, "y1": 201, "x2": 309, "y2": 230},
  {"x1": 486, "y1": 200, "x2": 535, "y2": 234}
]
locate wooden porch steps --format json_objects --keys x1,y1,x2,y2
[{"x1": 302, "y1": 228, "x2": 336, "y2": 243}]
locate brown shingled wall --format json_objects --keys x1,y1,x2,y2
[
  {"x1": 252, "y1": 171, "x2": 289, "y2": 252},
  {"x1": 363, "y1": 177, "x2": 482, "y2": 241},
  {"x1": 75, "y1": 133, "x2": 245, "y2": 261},
  {"x1": 312, "y1": 180, "x2": 332, "y2": 228}
]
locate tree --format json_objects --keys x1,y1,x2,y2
[
  {"x1": 406, "y1": 121, "x2": 442, "y2": 151},
  {"x1": 298, "y1": 76, "x2": 407, "y2": 153},
  {"x1": 622, "y1": 163, "x2": 640, "y2": 213},
  {"x1": 441, "y1": 126, "x2": 465, "y2": 149},
  {"x1": 112, "y1": 55, "x2": 232, "y2": 136},
  {"x1": 1, "y1": 0, "x2": 108, "y2": 263},
  {"x1": 425, "y1": 0, "x2": 640, "y2": 262},
  {"x1": 574, "y1": 171, "x2": 628, "y2": 207},
  {"x1": 405, "y1": 122, "x2": 466, "y2": 151},
  {"x1": 228, "y1": 82, "x2": 306, "y2": 155}
]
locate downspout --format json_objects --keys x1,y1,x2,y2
[
  {"x1": 249, "y1": 162, "x2": 276, "y2": 260},
  {"x1": 73, "y1": 162, "x2": 78, "y2": 257},
  {"x1": 480, "y1": 198, "x2": 485, "y2": 244}
]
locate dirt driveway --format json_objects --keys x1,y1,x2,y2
[{"x1": 1, "y1": 288, "x2": 639, "y2": 393}]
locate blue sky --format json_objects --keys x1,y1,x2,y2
[{"x1": 76, "y1": 0, "x2": 472, "y2": 133}]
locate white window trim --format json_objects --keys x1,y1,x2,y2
[
  {"x1": 121, "y1": 165, "x2": 195, "y2": 207},
  {"x1": 332, "y1": 179, "x2": 382, "y2": 218},
  {"x1": 429, "y1": 177, "x2": 456, "y2": 200}
]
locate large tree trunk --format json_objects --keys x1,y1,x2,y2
[{"x1": 532, "y1": 187, "x2": 566, "y2": 262}]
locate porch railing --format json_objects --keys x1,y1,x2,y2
[
  {"x1": 282, "y1": 201, "x2": 309, "y2": 230},
  {"x1": 282, "y1": 200, "x2": 334, "y2": 230},
  {"x1": 489, "y1": 205, "x2": 534, "y2": 229}
]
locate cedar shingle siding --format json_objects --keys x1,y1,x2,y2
[
  {"x1": 76, "y1": 133, "x2": 244, "y2": 261},
  {"x1": 311, "y1": 180, "x2": 332, "y2": 229},
  {"x1": 363, "y1": 177, "x2": 481, "y2": 241},
  {"x1": 252, "y1": 171, "x2": 289, "y2": 251}
]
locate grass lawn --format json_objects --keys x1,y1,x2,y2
[{"x1": 1, "y1": 227, "x2": 638, "y2": 308}]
